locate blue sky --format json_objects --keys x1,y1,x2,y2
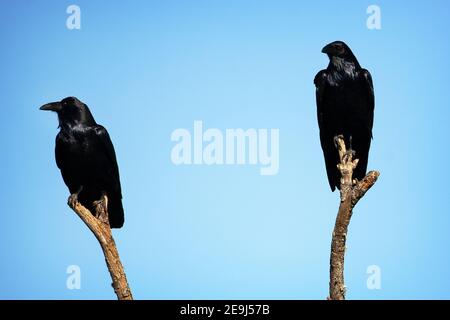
[{"x1": 0, "y1": 0, "x2": 449, "y2": 299}]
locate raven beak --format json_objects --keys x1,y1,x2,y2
[
  {"x1": 321, "y1": 43, "x2": 332, "y2": 54},
  {"x1": 40, "y1": 102, "x2": 62, "y2": 112}
]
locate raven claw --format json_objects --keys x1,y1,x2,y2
[
  {"x1": 67, "y1": 186, "x2": 83, "y2": 209},
  {"x1": 345, "y1": 149, "x2": 356, "y2": 158},
  {"x1": 68, "y1": 194, "x2": 78, "y2": 208},
  {"x1": 334, "y1": 135, "x2": 344, "y2": 149},
  {"x1": 93, "y1": 196, "x2": 109, "y2": 224}
]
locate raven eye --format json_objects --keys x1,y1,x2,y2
[{"x1": 63, "y1": 97, "x2": 75, "y2": 105}]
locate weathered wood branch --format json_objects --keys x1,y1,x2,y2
[
  {"x1": 329, "y1": 136, "x2": 379, "y2": 300},
  {"x1": 68, "y1": 195, "x2": 133, "y2": 300}
]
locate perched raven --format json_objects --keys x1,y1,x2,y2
[
  {"x1": 314, "y1": 41, "x2": 374, "y2": 191},
  {"x1": 40, "y1": 97, "x2": 124, "y2": 228}
]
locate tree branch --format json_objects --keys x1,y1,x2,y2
[
  {"x1": 68, "y1": 195, "x2": 133, "y2": 300},
  {"x1": 328, "y1": 136, "x2": 379, "y2": 300}
]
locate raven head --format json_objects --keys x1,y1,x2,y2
[
  {"x1": 40, "y1": 96, "x2": 96, "y2": 127},
  {"x1": 321, "y1": 41, "x2": 360, "y2": 70}
]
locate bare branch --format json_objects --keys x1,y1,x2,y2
[
  {"x1": 329, "y1": 136, "x2": 379, "y2": 300},
  {"x1": 68, "y1": 195, "x2": 133, "y2": 300},
  {"x1": 352, "y1": 171, "x2": 380, "y2": 206}
]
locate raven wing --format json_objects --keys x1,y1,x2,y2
[
  {"x1": 361, "y1": 69, "x2": 375, "y2": 136},
  {"x1": 314, "y1": 70, "x2": 340, "y2": 191},
  {"x1": 93, "y1": 126, "x2": 122, "y2": 195},
  {"x1": 351, "y1": 69, "x2": 374, "y2": 181},
  {"x1": 93, "y1": 125, "x2": 124, "y2": 228},
  {"x1": 55, "y1": 133, "x2": 80, "y2": 194}
]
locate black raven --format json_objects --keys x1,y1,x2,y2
[
  {"x1": 40, "y1": 97, "x2": 124, "y2": 228},
  {"x1": 314, "y1": 41, "x2": 374, "y2": 191}
]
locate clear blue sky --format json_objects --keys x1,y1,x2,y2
[{"x1": 1, "y1": 0, "x2": 449, "y2": 299}]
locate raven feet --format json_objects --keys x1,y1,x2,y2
[
  {"x1": 334, "y1": 135, "x2": 344, "y2": 149},
  {"x1": 68, "y1": 194, "x2": 78, "y2": 208},
  {"x1": 67, "y1": 186, "x2": 83, "y2": 209},
  {"x1": 93, "y1": 194, "x2": 109, "y2": 225},
  {"x1": 343, "y1": 149, "x2": 356, "y2": 163}
]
